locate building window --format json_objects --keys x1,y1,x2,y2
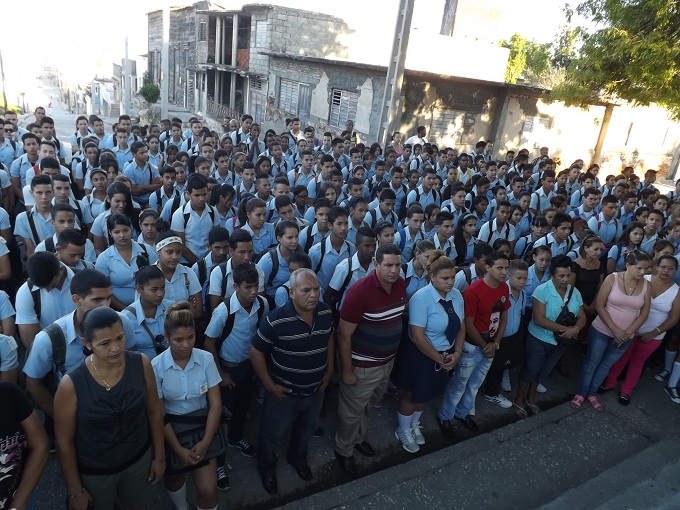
[
  {"x1": 328, "y1": 89, "x2": 359, "y2": 129},
  {"x1": 198, "y1": 21, "x2": 207, "y2": 42},
  {"x1": 255, "y1": 21, "x2": 269, "y2": 47},
  {"x1": 430, "y1": 108, "x2": 466, "y2": 145},
  {"x1": 521, "y1": 116, "x2": 551, "y2": 148},
  {"x1": 278, "y1": 78, "x2": 310, "y2": 122}
]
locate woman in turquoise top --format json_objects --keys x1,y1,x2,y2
[
  {"x1": 95, "y1": 213, "x2": 157, "y2": 310},
  {"x1": 391, "y1": 251, "x2": 466, "y2": 453},
  {"x1": 513, "y1": 255, "x2": 586, "y2": 417},
  {"x1": 151, "y1": 301, "x2": 222, "y2": 510}
]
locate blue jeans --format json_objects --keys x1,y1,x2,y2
[
  {"x1": 577, "y1": 327, "x2": 632, "y2": 397},
  {"x1": 519, "y1": 333, "x2": 566, "y2": 384},
  {"x1": 257, "y1": 390, "x2": 324, "y2": 475},
  {"x1": 438, "y1": 342, "x2": 493, "y2": 421}
]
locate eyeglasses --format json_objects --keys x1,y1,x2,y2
[{"x1": 3, "y1": 128, "x2": 13, "y2": 133}]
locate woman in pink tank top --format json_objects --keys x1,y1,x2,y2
[{"x1": 572, "y1": 250, "x2": 652, "y2": 411}]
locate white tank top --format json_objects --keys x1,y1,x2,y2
[{"x1": 639, "y1": 275, "x2": 679, "y2": 338}]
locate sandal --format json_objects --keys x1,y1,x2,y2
[
  {"x1": 587, "y1": 396, "x2": 604, "y2": 411},
  {"x1": 526, "y1": 402, "x2": 541, "y2": 415},
  {"x1": 512, "y1": 402, "x2": 528, "y2": 419},
  {"x1": 571, "y1": 395, "x2": 585, "y2": 409}
]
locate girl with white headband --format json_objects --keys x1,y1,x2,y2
[{"x1": 154, "y1": 230, "x2": 203, "y2": 319}]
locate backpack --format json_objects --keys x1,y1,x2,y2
[
  {"x1": 255, "y1": 247, "x2": 280, "y2": 288},
  {"x1": 42, "y1": 322, "x2": 67, "y2": 394},
  {"x1": 154, "y1": 187, "x2": 179, "y2": 212},
  {"x1": 182, "y1": 204, "x2": 216, "y2": 228},
  {"x1": 367, "y1": 209, "x2": 395, "y2": 230},
  {"x1": 396, "y1": 226, "x2": 423, "y2": 257},
  {"x1": 454, "y1": 266, "x2": 474, "y2": 286},
  {"x1": 44, "y1": 236, "x2": 56, "y2": 253},
  {"x1": 197, "y1": 258, "x2": 209, "y2": 288},
  {"x1": 401, "y1": 262, "x2": 411, "y2": 287},
  {"x1": 314, "y1": 239, "x2": 351, "y2": 273},
  {"x1": 543, "y1": 233, "x2": 574, "y2": 253},
  {"x1": 410, "y1": 186, "x2": 440, "y2": 208},
  {"x1": 485, "y1": 221, "x2": 510, "y2": 243},
  {"x1": 214, "y1": 295, "x2": 266, "y2": 355}
]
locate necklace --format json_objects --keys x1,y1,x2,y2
[
  {"x1": 622, "y1": 273, "x2": 637, "y2": 296},
  {"x1": 90, "y1": 354, "x2": 122, "y2": 391}
]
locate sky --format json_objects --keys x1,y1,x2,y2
[{"x1": 0, "y1": 0, "x2": 573, "y2": 104}]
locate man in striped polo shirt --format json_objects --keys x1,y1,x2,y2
[
  {"x1": 335, "y1": 244, "x2": 406, "y2": 476},
  {"x1": 250, "y1": 268, "x2": 334, "y2": 494}
]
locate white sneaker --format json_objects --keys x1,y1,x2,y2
[
  {"x1": 411, "y1": 422, "x2": 425, "y2": 445},
  {"x1": 395, "y1": 428, "x2": 420, "y2": 453},
  {"x1": 656, "y1": 370, "x2": 670, "y2": 382},
  {"x1": 501, "y1": 370, "x2": 511, "y2": 392},
  {"x1": 483, "y1": 393, "x2": 513, "y2": 409},
  {"x1": 536, "y1": 383, "x2": 547, "y2": 393}
]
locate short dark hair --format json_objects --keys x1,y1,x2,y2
[
  {"x1": 208, "y1": 226, "x2": 229, "y2": 245},
  {"x1": 186, "y1": 173, "x2": 208, "y2": 193},
  {"x1": 375, "y1": 243, "x2": 401, "y2": 263},
  {"x1": 485, "y1": 251, "x2": 509, "y2": 268},
  {"x1": 233, "y1": 262, "x2": 259, "y2": 285},
  {"x1": 70, "y1": 268, "x2": 111, "y2": 297}
]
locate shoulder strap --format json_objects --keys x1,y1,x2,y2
[
  {"x1": 267, "y1": 248, "x2": 279, "y2": 288},
  {"x1": 563, "y1": 285, "x2": 575, "y2": 307},
  {"x1": 124, "y1": 304, "x2": 161, "y2": 349},
  {"x1": 315, "y1": 239, "x2": 328, "y2": 273},
  {"x1": 27, "y1": 211, "x2": 40, "y2": 246},
  {"x1": 27, "y1": 279, "x2": 41, "y2": 320},
  {"x1": 198, "y1": 258, "x2": 207, "y2": 287},
  {"x1": 397, "y1": 226, "x2": 406, "y2": 251},
  {"x1": 171, "y1": 194, "x2": 182, "y2": 216},
  {"x1": 464, "y1": 266, "x2": 472, "y2": 284},
  {"x1": 304, "y1": 227, "x2": 315, "y2": 252},
  {"x1": 44, "y1": 323, "x2": 67, "y2": 375},
  {"x1": 219, "y1": 261, "x2": 229, "y2": 297},
  {"x1": 337, "y1": 256, "x2": 354, "y2": 298},
  {"x1": 45, "y1": 236, "x2": 55, "y2": 253}
]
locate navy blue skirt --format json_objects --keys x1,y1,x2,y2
[{"x1": 391, "y1": 336, "x2": 451, "y2": 404}]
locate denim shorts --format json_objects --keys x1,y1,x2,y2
[{"x1": 519, "y1": 332, "x2": 565, "y2": 383}]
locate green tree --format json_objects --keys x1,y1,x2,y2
[
  {"x1": 554, "y1": 0, "x2": 680, "y2": 117},
  {"x1": 500, "y1": 33, "x2": 552, "y2": 86}
]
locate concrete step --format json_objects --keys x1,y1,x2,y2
[{"x1": 539, "y1": 438, "x2": 680, "y2": 510}]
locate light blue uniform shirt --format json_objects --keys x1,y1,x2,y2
[
  {"x1": 533, "y1": 233, "x2": 569, "y2": 258},
  {"x1": 257, "y1": 246, "x2": 290, "y2": 297},
  {"x1": 170, "y1": 203, "x2": 220, "y2": 261},
  {"x1": 298, "y1": 223, "x2": 328, "y2": 251},
  {"x1": 95, "y1": 242, "x2": 158, "y2": 305},
  {"x1": 0, "y1": 334, "x2": 18, "y2": 371},
  {"x1": 14, "y1": 210, "x2": 54, "y2": 246},
  {"x1": 121, "y1": 298, "x2": 174, "y2": 359},
  {"x1": 408, "y1": 284, "x2": 464, "y2": 351},
  {"x1": 240, "y1": 222, "x2": 276, "y2": 257},
  {"x1": 396, "y1": 227, "x2": 424, "y2": 264},
  {"x1": 112, "y1": 146, "x2": 132, "y2": 171},
  {"x1": 402, "y1": 262, "x2": 429, "y2": 301},
  {"x1": 587, "y1": 213, "x2": 622, "y2": 245},
  {"x1": 524, "y1": 265, "x2": 550, "y2": 310},
  {"x1": 15, "y1": 266, "x2": 76, "y2": 328},
  {"x1": 0, "y1": 138, "x2": 21, "y2": 169},
  {"x1": 123, "y1": 162, "x2": 160, "y2": 203},
  {"x1": 22, "y1": 310, "x2": 137, "y2": 379},
  {"x1": 152, "y1": 348, "x2": 221, "y2": 415},
  {"x1": 504, "y1": 288, "x2": 526, "y2": 337},
  {"x1": 328, "y1": 253, "x2": 375, "y2": 308},
  {"x1": 208, "y1": 259, "x2": 265, "y2": 300},
  {"x1": 156, "y1": 262, "x2": 202, "y2": 303},
  {"x1": 0, "y1": 290, "x2": 15, "y2": 322},
  {"x1": 528, "y1": 281, "x2": 583, "y2": 344},
  {"x1": 308, "y1": 237, "x2": 356, "y2": 297},
  {"x1": 205, "y1": 292, "x2": 268, "y2": 363}
]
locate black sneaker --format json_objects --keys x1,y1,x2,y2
[
  {"x1": 228, "y1": 438, "x2": 257, "y2": 458},
  {"x1": 217, "y1": 466, "x2": 230, "y2": 491},
  {"x1": 313, "y1": 427, "x2": 324, "y2": 438}
]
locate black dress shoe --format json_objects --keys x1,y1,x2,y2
[
  {"x1": 597, "y1": 385, "x2": 613, "y2": 394},
  {"x1": 437, "y1": 417, "x2": 456, "y2": 439},
  {"x1": 260, "y1": 473, "x2": 278, "y2": 495},
  {"x1": 355, "y1": 441, "x2": 377, "y2": 457},
  {"x1": 455, "y1": 415, "x2": 479, "y2": 432},
  {"x1": 618, "y1": 393, "x2": 630, "y2": 406},
  {"x1": 313, "y1": 426, "x2": 324, "y2": 438},
  {"x1": 293, "y1": 464, "x2": 313, "y2": 481},
  {"x1": 334, "y1": 451, "x2": 359, "y2": 476}
]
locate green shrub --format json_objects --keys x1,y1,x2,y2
[{"x1": 139, "y1": 83, "x2": 160, "y2": 104}]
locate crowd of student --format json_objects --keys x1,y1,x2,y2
[{"x1": 1, "y1": 108, "x2": 680, "y2": 510}]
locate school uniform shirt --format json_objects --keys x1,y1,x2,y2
[
  {"x1": 35, "y1": 234, "x2": 97, "y2": 263},
  {"x1": 95, "y1": 242, "x2": 158, "y2": 305},
  {"x1": 570, "y1": 205, "x2": 596, "y2": 222},
  {"x1": 23, "y1": 310, "x2": 137, "y2": 381},
  {"x1": 406, "y1": 185, "x2": 440, "y2": 209},
  {"x1": 81, "y1": 194, "x2": 106, "y2": 219},
  {"x1": 525, "y1": 265, "x2": 551, "y2": 309},
  {"x1": 402, "y1": 262, "x2": 429, "y2": 301},
  {"x1": 14, "y1": 209, "x2": 54, "y2": 246},
  {"x1": 123, "y1": 162, "x2": 160, "y2": 203},
  {"x1": 10, "y1": 154, "x2": 40, "y2": 188},
  {"x1": 152, "y1": 347, "x2": 221, "y2": 415},
  {"x1": 230, "y1": 129, "x2": 251, "y2": 146},
  {"x1": 346, "y1": 219, "x2": 370, "y2": 244},
  {"x1": 287, "y1": 167, "x2": 316, "y2": 189},
  {"x1": 235, "y1": 181, "x2": 257, "y2": 205},
  {"x1": 208, "y1": 258, "x2": 265, "y2": 300},
  {"x1": 587, "y1": 213, "x2": 622, "y2": 246},
  {"x1": 239, "y1": 221, "x2": 276, "y2": 257},
  {"x1": 121, "y1": 298, "x2": 174, "y2": 359},
  {"x1": 257, "y1": 246, "x2": 291, "y2": 298},
  {"x1": 270, "y1": 158, "x2": 289, "y2": 176},
  {"x1": 298, "y1": 223, "x2": 329, "y2": 252},
  {"x1": 0, "y1": 138, "x2": 21, "y2": 169},
  {"x1": 306, "y1": 174, "x2": 327, "y2": 201},
  {"x1": 533, "y1": 233, "x2": 570, "y2": 258},
  {"x1": 454, "y1": 264, "x2": 482, "y2": 293},
  {"x1": 478, "y1": 219, "x2": 517, "y2": 245},
  {"x1": 90, "y1": 208, "x2": 141, "y2": 248},
  {"x1": 433, "y1": 234, "x2": 458, "y2": 261},
  {"x1": 641, "y1": 232, "x2": 660, "y2": 255},
  {"x1": 409, "y1": 283, "x2": 464, "y2": 351},
  {"x1": 170, "y1": 203, "x2": 220, "y2": 261},
  {"x1": 149, "y1": 187, "x2": 180, "y2": 213},
  {"x1": 0, "y1": 334, "x2": 18, "y2": 373},
  {"x1": 0, "y1": 291, "x2": 15, "y2": 324},
  {"x1": 205, "y1": 291, "x2": 269, "y2": 363},
  {"x1": 191, "y1": 252, "x2": 221, "y2": 310},
  {"x1": 308, "y1": 237, "x2": 356, "y2": 297},
  {"x1": 111, "y1": 145, "x2": 132, "y2": 171},
  {"x1": 504, "y1": 288, "x2": 526, "y2": 337},
  {"x1": 530, "y1": 188, "x2": 554, "y2": 212},
  {"x1": 156, "y1": 262, "x2": 202, "y2": 303},
  {"x1": 328, "y1": 254, "x2": 375, "y2": 308}
]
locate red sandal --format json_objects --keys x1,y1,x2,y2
[
  {"x1": 587, "y1": 396, "x2": 604, "y2": 411},
  {"x1": 571, "y1": 395, "x2": 585, "y2": 409}
]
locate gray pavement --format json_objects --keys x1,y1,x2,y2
[{"x1": 30, "y1": 347, "x2": 680, "y2": 510}]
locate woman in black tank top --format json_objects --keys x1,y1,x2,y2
[{"x1": 54, "y1": 307, "x2": 165, "y2": 510}]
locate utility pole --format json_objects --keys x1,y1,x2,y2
[
  {"x1": 0, "y1": 49, "x2": 6, "y2": 110},
  {"x1": 440, "y1": 0, "x2": 458, "y2": 36},
  {"x1": 124, "y1": 37, "x2": 132, "y2": 115},
  {"x1": 161, "y1": 7, "x2": 170, "y2": 118},
  {"x1": 377, "y1": 0, "x2": 414, "y2": 146}
]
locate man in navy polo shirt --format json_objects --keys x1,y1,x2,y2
[
  {"x1": 335, "y1": 243, "x2": 406, "y2": 476},
  {"x1": 250, "y1": 269, "x2": 334, "y2": 495}
]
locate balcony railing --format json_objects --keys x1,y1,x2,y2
[{"x1": 207, "y1": 99, "x2": 242, "y2": 121}]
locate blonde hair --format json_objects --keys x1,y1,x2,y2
[
  {"x1": 426, "y1": 250, "x2": 456, "y2": 276},
  {"x1": 164, "y1": 300, "x2": 194, "y2": 337}
]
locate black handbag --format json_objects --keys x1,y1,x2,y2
[
  {"x1": 554, "y1": 286, "x2": 578, "y2": 346},
  {"x1": 166, "y1": 408, "x2": 229, "y2": 472}
]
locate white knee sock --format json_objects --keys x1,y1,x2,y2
[
  {"x1": 397, "y1": 412, "x2": 412, "y2": 433},
  {"x1": 668, "y1": 361, "x2": 680, "y2": 388},
  {"x1": 411, "y1": 410, "x2": 423, "y2": 426},
  {"x1": 166, "y1": 483, "x2": 188, "y2": 510},
  {"x1": 664, "y1": 350, "x2": 677, "y2": 373}
]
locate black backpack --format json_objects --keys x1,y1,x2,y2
[
  {"x1": 41, "y1": 322, "x2": 67, "y2": 395},
  {"x1": 214, "y1": 296, "x2": 266, "y2": 355}
]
